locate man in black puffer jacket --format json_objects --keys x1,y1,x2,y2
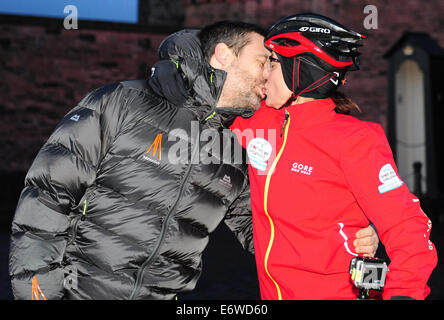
[
  {"x1": 9, "y1": 22, "x2": 269, "y2": 300},
  {"x1": 9, "y1": 21, "x2": 378, "y2": 300}
]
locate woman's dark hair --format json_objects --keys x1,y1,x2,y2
[
  {"x1": 331, "y1": 91, "x2": 362, "y2": 115},
  {"x1": 198, "y1": 20, "x2": 266, "y2": 62}
]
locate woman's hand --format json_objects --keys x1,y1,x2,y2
[{"x1": 353, "y1": 225, "x2": 379, "y2": 257}]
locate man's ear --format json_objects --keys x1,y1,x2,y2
[{"x1": 209, "y1": 43, "x2": 235, "y2": 70}]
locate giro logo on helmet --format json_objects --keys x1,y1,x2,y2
[{"x1": 299, "y1": 26, "x2": 331, "y2": 34}]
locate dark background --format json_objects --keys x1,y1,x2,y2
[{"x1": 1, "y1": 0, "x2": 444, "y2": 299}]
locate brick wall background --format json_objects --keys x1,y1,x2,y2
[{"x1": 0, "y1": 18, "x2": 168, "y2": 173}]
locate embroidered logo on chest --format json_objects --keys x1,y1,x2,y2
[
  {"x1": 218, "y1": 174, "x2": 233, "y2": 189},
  {"x1": 142, "y1": 133, "x2": 163, "y2": 165},
  {"x1": 291, "y1": 162, "x2": 314, "y2": 176}
]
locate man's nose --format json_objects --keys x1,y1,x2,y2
[{"x1": 263, "y1": 64, "x2": 271, "y2": 79}]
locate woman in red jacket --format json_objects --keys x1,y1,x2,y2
[{"x1": 231, "y1": 13, "x2": 437, "y2": 300}]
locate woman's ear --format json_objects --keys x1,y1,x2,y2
[{"x1": 209, "y1": 43, "x2": 235, "y2": 70}]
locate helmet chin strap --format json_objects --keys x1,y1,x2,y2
[
  {"x1": 279, "y1": 71, "x2": 337, "y2": 109},
  {"x1": 278, "y1": 56, "x2": 302, "y2": 109},
  {"x1": 292, "y1": 56, "x2": 341, "y2": 101},
  {"x1": 281, "y1": 94, "x2": 297, "y2": 108}
]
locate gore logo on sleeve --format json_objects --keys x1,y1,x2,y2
[{"x1": 377, "y1": 164, "x2": 404, "y2": 194}]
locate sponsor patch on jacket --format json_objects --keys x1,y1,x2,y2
[
  {"x1": 142, "y1": 133, "x2": 162, "y2": 165},
  {"x1": 218, "y1": 174, "x2": 233, "y2": 189},
  {"x1": 291, "y1": 162, "x2": 313, "y2": 176},
  {"x1": 377, "y1": 163, "x2": 404, "y2": 194},
  {"x1": 247, "y1": 138, "x2": 272, "y2": 172}
]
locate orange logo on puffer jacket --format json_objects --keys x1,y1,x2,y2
[
  {"x1": 31, "y1": 276, "x2": 47, "y2": 300},
  {"x1": 142, "y1": 133, "x2": 162, "y2": 165}
]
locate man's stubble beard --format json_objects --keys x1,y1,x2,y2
[{"x1": 218, "y1": 62, "x2": 263, "y2": 110}]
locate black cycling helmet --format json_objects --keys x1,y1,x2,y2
[{"x1": 265, "y1": 13, "x2": 365, "y2": 103}]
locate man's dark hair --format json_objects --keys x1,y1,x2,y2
[{"x1": 198, "y1": 20, "x2": 266, "y2": 62}]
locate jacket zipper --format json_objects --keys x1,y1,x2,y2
[
  {"x1": 263, "y1": 110, "x2": 291, "y2": 300},
  {"x1": 129, "y1": 119, "x2": 203, "y2": 300},
  {"x1": 280, "y1": 112, "x2": 289, "y2": 137},
  {"x1": 81, "y1": 199, "x2": 87, "y2": 221},
  {"x1": 68, "y1": 199, "x2": 88, "y2": 245}
]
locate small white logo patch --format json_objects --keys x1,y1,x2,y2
[
  {"x1": 218, "y1": 174, "x2": 233, "y2": 189},
  {"x1": 378, "y1": 164, "x2": 404, "y2": 194},
  {"x1": 70, "y1": 114, "x2": 80, "y2": 122},
  {"x1": 299, "y1": 26, "x2": 331, "y2": 34},
  {"x1": 291, "y1": 162, "x2": 313, "y2": 176},
  {"x1": 247, "y1": 138, "x2": 272, "y2": 172},
  {"x1": 330, "y1": 72, "x2": 340, "y2": 85}
]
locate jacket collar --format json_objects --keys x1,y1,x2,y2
[
  {"x1": 285, "y1": 98, "x2": 336, "y2": 129},
  {"x1": 149, "y1": 29, "x2": 226, "y2": 121}
]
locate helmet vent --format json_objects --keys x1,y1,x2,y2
[{"x1": 272, "y1": 38, "x2": 301, "y2": 47}]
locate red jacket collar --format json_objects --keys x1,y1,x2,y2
[{"x1": 285, "y1": 98, "x2": 336, "y2": 129}]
